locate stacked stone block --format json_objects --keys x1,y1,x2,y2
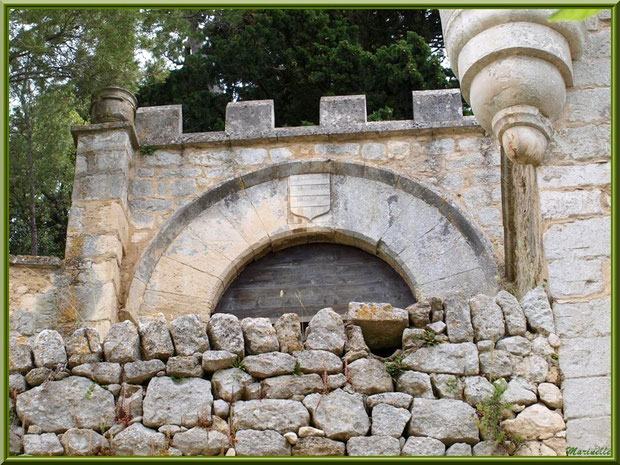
[{"x1": 10, "y1": 287, "x2": 569, "y2": 456}]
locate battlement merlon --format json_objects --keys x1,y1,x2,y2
[{"x1": 71, "y1": 89, "x2": 478, "y2": 149}]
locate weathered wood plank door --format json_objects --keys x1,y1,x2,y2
[{"x1": 215, "y1": 243, "x2": 415, "y2": 321}]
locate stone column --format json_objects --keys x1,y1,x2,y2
[
  {"x1": 440, "y1": 9, "x2": 585, "y2": 297},
  {"x1": 64, "y1": 87, "x2": 138, "y2": 334}
]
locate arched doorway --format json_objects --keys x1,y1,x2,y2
[{"x1": 215, "y1": 242, "x2": 416, "y2": 321}]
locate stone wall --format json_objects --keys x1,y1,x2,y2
[
  {"x1": 10, "y1": 289, "x2": 567, "y2": 456},
  {"x1": 538, "y1": 12, "x2": 612, "y2": 452}
]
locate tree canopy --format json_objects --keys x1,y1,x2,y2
[
  {"x1": 9, "y1": 8, "x2": 452, "y2": 257},
  {"x1": 138, "y1": 9, "x2": 451, "y2": 131}
]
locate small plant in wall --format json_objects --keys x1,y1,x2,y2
[
  {"x1": 140, "y1": 145, "x2": 157, "y2": 156},
  {"x1": 476, "y1": 379, "x2": 524, "y2": 447},
  {"x1": 384, "y1": 354, "x2": 407, "y2": 381},
  {"x1": 416, "y1": 330, "x2": 440, "y2": 347},
  {"x1": 232, "y1": 356, "x2": 246, "y2": 372},
  {"x1": 293, "y1": 361, "x2": 303, "y2": 377}
]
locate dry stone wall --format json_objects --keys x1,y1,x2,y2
[{"x1": 10, "y1": 288, "x2": 566, "y2": 457}]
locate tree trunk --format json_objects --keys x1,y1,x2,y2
[{"x1": 27, "y1": 149, "x2": 38, "y2": 256}]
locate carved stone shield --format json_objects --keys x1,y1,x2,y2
[{"x1": 288, "y1": 173, "x2": 331, "y2": 221}]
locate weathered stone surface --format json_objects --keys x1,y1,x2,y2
[
  {"x1": 25, "y1": 367, "x2": 52, "y2": 387},
  {"x1": 430, "y1": 374, "x2": 464, "y2": 400},
  {"x1": 407, "y1": 301, "x2": 431, "y2": 327},
  {"x1": 23, "y1": 433, "x2": 64, "y2": 456},
  {"x1": 123, "y1": 359, "x2": 165, "y2": 384},
  {"x1": 261, "y1": 374, "x2": 324, "y2": 398},
  {"x1": 479, "y1": 350, "x2": 513, "y2": 378},
  {"x1": 10, "y1": 373, "x2": 26, "y2": 394},
  {"x1": 212, "y1": 368, "x2": 253, "y2": 402},
  {"x1": 427, "y1": 321, "x2": 447, "y2": 334},
  {"x1": 538, "y1": 383, "x2": 563, "y2": 409},
  {"x1": 172, "y1": 427, "x2": 228, "y2": 456},
  {"x1": 232, "y1": 399, "x2": 309, "y2": 433},
  {"x1": 347, "y1": 302, "x2": 408, "y2": 349},
  {"x1": 463, "y1": 376, "x2": 494, "y2": 406},
  {"x1": 292, "y1": 437, "x2": 345, "y2": 456},
  {"x1": 348, "y1": 358, "x2": 393, "y2": 394},
  {"x1": 142, "y1": 376, "x2": 213, "y2": 428},
  {"x1": 298, "y1": 426, "x2": 325, "y2": 438},
  {"x1": 396, "y1": 370, "x2": 433, "y2": 398},
  {"x1": 113, "y1": 423, "x2": 168, "y2": 456},
  {"x1": 473, "y1": 440, "x2": 509, "y2": 456},
  {"x1": 502, "y1": 378, "x2": 537, "y2": 406},
  {"x1": 275, "y1": 313, "x2": 303, "y2": 354},
  {"x1": 444, "y1": 294, "x2": 475, "y2": 343},
  {"x1": 469, "y1": 294, "x2": 505, "y2": 341},
  {"x1": 241, "y1": 318, "x2": 279, "y2": 354},
  {"x1": 495, "y1": 290, "x2": 527, "y2": 336},
  {"x1": 371, "y1": 403, "x2": 411, "y2": 438},
  {"x1": 314, "y1": 389, "x2": 369, "y2": 440},
  {"x1": 103, "y1": 321, "x2": 141, "y2": 363},
  {"x1": 294, "y1": 350, "x2": 342, "y2": 374},
  {"x1": 17, "y1": 376, "x2": 115, "y2": 433},
  {"x1": 9, "y1": 425, "x2": 23, "y2": 455},
  {"x1": 502, "y1": 404, "x2": 565, "y2": 440},
  {"x1": 542, "y1": 437, "x2": 566, "y2": 456},
  {"x1": 65, "y1": 328, "x2": 103, "y2": 367},
  {"x1": 347, "y1": 436, "x2": 400, "y2": 456},
  {"x1": 72, "y1": 362, "x2": 121, "y2": 384},
  {"x1": 235, "y1": 430, "x2": 291, "y2": 456},
  {"x1": 166, "y1": 355, "x2": 203, "y2": 378},
  {"x1": 243, "y1": 352, "x2": 296, "y2": 378},
  {"x1": 10, "y1": 337, "x2": 33, "y2": 374},
  {"x1": 402, "y1": 436, "x2": 446, "y2": 456},
  {"x1": 343, "y1": 325, "x2": 369, "y2": 363},
  {"x1": 446, "y1": 442, "x2": 473, "y2": 456},
  {"x1": 514, "y1": 355, "x2": 548, "y2": 383},
  {"x1": 207, "y1": 314, "x2": 244, "y2": 357},
  {"x1": 33, "y1": 330, "x2": 67, "y2": 368},
  {"x1": 520, "y1": 287, "x2": 556, "y2": 335},
  {"x1": 402, "y1": 328, "x2": 426, "y2": 350},
  {"x1": 514, "y1": 441, "x2": 557, "y2": 456},
  {"x1": 169, "y1": 314, "x2": 209, "y2": 356},
  {"x1": 496, "y1": 336, "x2": 531, "y2": 356},
  {"x1": 408, "y1": 398, "x2": 479, "y2": 445},
  {"x1": 532, "y1": 336, "x2": 554, "y2": 356},
  {"x1": 213, "y1": 399, "x2": 229, "y2": 419},
  {"x1": 137, "y1": 313, "x2": 174, "y2": 360},
  {"x1": 403, "y1": 342, "x2": 479, "y2": 375},
  {"x1": 366, "y1": 392, "x2": 413, "y2": 409},
  {"x1": 284, "y1": 432, "x2": 297, "y2": 445},
  {"x1": 60, "y1": 428, "x2": 108, "y2": 456},
  {"x1": 201, "y1": 350, "x2": 237, "y2": 372},
  {"x1": 304, "y1": 308, "x2": 346, "y2": 355},
  {"x1": 117, "y1": 384, "x2": 143, "y2": 420}
]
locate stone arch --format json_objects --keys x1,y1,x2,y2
[{"x1": 125, "y1": 160, "x2": 499, "y2": 321}]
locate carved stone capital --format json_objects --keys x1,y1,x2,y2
[{"x1": 440, "y1": 9, "x2": 585, "y2": 165}]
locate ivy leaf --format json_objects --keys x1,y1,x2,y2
[{"x1": 548, "y1": 8, "x2": 606, "y2": 22}]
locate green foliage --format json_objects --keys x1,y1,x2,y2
[
  {"x1": 232, "y1": 356, "x2": 247, "y2": 372},
  {"x1": 140, "y1": 145, "x2": 158, "y2": 156},
  {"x1": 368, "y1": 106, "x2": 394, "y2": 122},
  {"x1": 138, "y1": 9, "x2": 452, "y2": 131},
  {"x1": 445, "y1": 377, "x2": 459, "y2": 394},
  {"x1": 548, "y1": 9, "x2": 605, "y2": 22},
  {"x1": 551, "y1": 353, "x2": 560, "y2": 360},
  {"x1": 84, "y1": 383, "x2": 96, "y2": 400},
  {"x1": 293, "y1": 361, "x2": 303, "y2": 377},
  {"x1": 168, "y1": 375, "x2": 182, "y2": 383},
  {"x1": 416, "y1": 330, "x2": 440, "y2": 347},
  {"x1": 384, "y1": 354, "x2": 406, "y2": 380},
  {"x1": 476, "y1": 380, "x2": 515, "y2": 445}
]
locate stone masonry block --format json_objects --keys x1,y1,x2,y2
[
  {"x1": 226, "y1": 100, "x2": 274, "y2": 137},
  {"x1": 135, "y1": 105, "x2": 183, "y2": 144},
  {"x1": 412, "y1": 89, "x2": 463, "y2": 123},
  {"x1": 562, "y1": 377, "x2": 610, "y2": 419},
  {"x1": 559, "y1": 336, "x2": 610, "y2": 378},
  {"x1": 320, "y1": 95, "x2": 367, "y2": 127},
  {"x1": 566, "y1": 416, "x2": 611, "y2": 450}
]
